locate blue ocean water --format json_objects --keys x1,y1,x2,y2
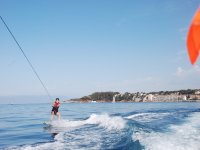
[{"x1": 0, "y1": 102, "x2": 200, "y2": 150}]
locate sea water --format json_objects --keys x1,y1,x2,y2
[{"x1": 0, "y1": 102, "x2": 200, "y2": 150}]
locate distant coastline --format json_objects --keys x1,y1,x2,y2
[{"x1": 64, "y1": 89, "x2": 200, "y2": 103}]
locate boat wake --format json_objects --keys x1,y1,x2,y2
[
  {"x1": 132, "y1": 112, "x2": 200, "y2": 150},
  {"x1": 6, "y1": 114, "x2": 127, "y2": 150},
  {"x1": 49, "y1": 113, "x2": 126, "y2": 131},
  {"x1": 5, "y1": 109, "x2": 200, "y2": 150}
]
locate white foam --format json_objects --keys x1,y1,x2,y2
[
  {"x1": 6, "y1": 139, "x2": 64, "y2": 150},
  {"x1": 49, "y1": 113, "x2": 126, "y2": 131},
  {"x1": 126, "y1": 112, "x2": 170, "y2": 122},
  {"x1": 8, "y1": 132, "x2": 100, "y2": 150},
  {"x1": 50, "y1": 119, "x2": 85, "y2": 129},
  {"x1": 86, "y1": 113, "x2": 126, "y2": 130},
  {"x1": 6, "y1": 114, "x2": 126, "y2": 150},
  {"x1": 132, "y1": 112, "x2": 200, "y2": 150}
]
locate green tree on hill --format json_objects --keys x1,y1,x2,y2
[{"x1": 90, "y1": 92, "x2": 119, "y2": 101}]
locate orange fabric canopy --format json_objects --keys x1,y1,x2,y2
[{"x1": 187, "y1": 7, "x2": 200, "y2": 65}]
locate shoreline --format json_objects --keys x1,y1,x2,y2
[
  {"x1": 65, "y1": 99, "x2": 200, "y2": 103},
  {"x1": 65, "y1": 89, "x2": 200, "y2": 103}
]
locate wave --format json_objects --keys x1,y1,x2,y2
[
  {"x1": 86, "y1": 113, "x2": 126, "y2": 130},
  {"x1": 125, "y1": 112, "x2": 171, "y2": 122},
  {"x1": 132, "y1": 112, "x2": 200, "y2": 150},
  {"x1": 49, "y1": 113, "x2": 126, "y2": 131},
  {"x1": 6, "y1": 110, "x2": 200, "y2": 150},
  {"x1": 6, "y1": 114, "x2": 126, "y2": 150}
]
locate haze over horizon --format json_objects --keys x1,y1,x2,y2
[{"x1": 0, "y1": 0, "x2": 200, "y2": 103}]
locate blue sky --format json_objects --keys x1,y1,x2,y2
[{"x1": 0, "y1": 0, "x2": 200, "y2": 103}]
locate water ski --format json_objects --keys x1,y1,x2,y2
[{"x1": 43, "y1": 121, "x2": 52, "y2": 127}]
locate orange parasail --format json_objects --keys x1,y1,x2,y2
[{"x1": 187, "y1": 7, "x2": 200, "y2": 65}]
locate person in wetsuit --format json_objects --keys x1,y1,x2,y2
[{"x1": 50, "y1": 98, "x2": 61, "y2": 120}]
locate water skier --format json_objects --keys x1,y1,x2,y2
[{"x1": 50, "y1": 98, "x2": 61, "y2": 120}]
